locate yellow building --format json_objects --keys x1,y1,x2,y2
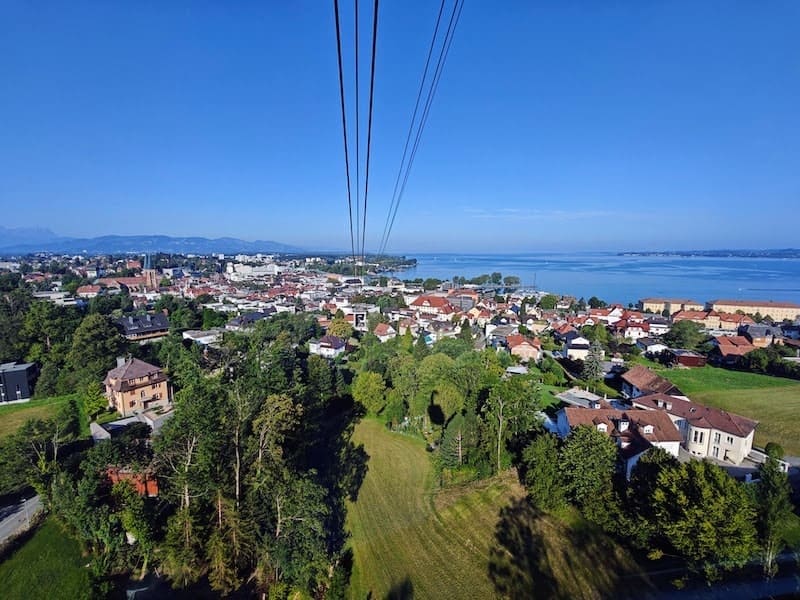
[
  {"x1": 639, "y1": 298, "x2": 704, "y2": 316},
  {"x1": 104, "y1": 358, "x2": 171, "y2": 418},
  {"x1": 707, "y1": 300, "x2": 800, "y2": 322}
]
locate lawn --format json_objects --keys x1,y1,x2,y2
[
  {"x1": 0, "y1": 395, "x2": 77, "y2": 439},
  {"x1": 346, "y1": 419, "x2": 650, "y2": 599},
  {"x1": 652, "y1": 366, "x2": 800, "y2": 455},
  {"x1": 0, "y1": 517, "x2": 90, "y2": 599}
]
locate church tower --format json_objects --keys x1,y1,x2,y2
[{"x1": 142, "y1": 254, "x2": 159, "y2": 291}]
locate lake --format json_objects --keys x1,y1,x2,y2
[{"x1": 391, "y1": 253, "x2": 800, "y2": 306}]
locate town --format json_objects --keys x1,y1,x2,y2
[{"x1": 0, "y1": 250, "x2": 799, "y2": 597}]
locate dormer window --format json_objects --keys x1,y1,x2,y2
[
  {"x1": 596, "y1": 423, "x2": 607, "y2": 432},
  {"x1": 643, "y1": 424, "x2": 654, "y2": 434}
]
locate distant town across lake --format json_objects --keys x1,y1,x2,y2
[{"x1": 392, "y1": 253, "x2": 800, "y2": 306}]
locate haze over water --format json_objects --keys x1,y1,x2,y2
[{"x1": 395, "y1": 253, "x2": 800, "y2": 307}]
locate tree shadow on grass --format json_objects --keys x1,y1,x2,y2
[
  {"x1": 384, "y1": 577, "x2": 413, "y2": 600},
  {"x1": 488, "y1": 498, "x2": 653, "y2": 600}
]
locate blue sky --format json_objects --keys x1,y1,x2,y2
[{"x1": 1, "y1": 1, "x2": 798, "y2": 253}]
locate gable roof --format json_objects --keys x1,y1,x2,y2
[
  {"x1": 621, "y1": 365, "x2": 682, "y2": 396},
  {"x1": 116, "y1": 313, "x2": 169, "y2": 335},
  {"x1": 633, "y1": 393, "x2": 758, "y2": 438}
]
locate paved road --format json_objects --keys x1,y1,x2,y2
[{"x1": 0, "y1": 496, "x2": 41, "y2": 545}]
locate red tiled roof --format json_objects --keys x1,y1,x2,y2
[
  {"x1": 633, "y1": 393, "x2": 758, "y2": 438},
  {"x1": 621, "y1": 365, "x2": 681, "y2": 395}
]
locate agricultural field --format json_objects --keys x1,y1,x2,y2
[
  {"x1": 654, "y1": 366, "x2": 800, "y2": 455},
  {"x1": 0, "y1": 517, "x2": 90, "y2": 600},
  {"x1": 346, "y1": 419, "x2": 650, "y2": 599},
  {"x1": 0, "y1": 395, "x2": 77, "y2": 439}
]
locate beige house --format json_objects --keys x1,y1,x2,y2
[
  {"x1": 639, "y1": 298, "x2": 704, "y2": 316},
  {"x1": 104, "y1": 358, "x2": 171, "y2": 418},
  {"x1": 506, "y1": 334, "x2": 542, "y2": 363},
  {"x1": 707, "y1": 299, "x2": 800, "y2": 322},
  {"x1": 672, "y1": 310, "x2": 721, "y2": 330}
]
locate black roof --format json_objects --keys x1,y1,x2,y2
[{"x1": 116, "y1": 313, "x2": 170, "y2": 335}]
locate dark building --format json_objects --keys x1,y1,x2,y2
[
  {"x1": 116, "y1": 313, "x2": 170, "y2": 341},
  {"x1": 0, "y1": 362, "x2": 38, "y2": 403}
]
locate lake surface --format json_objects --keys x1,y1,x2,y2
[{"x1": 391, "y1": 253, "x2": 800, "y2": 306}]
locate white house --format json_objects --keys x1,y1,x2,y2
[
  {"x1": 555, "y1": 406, "x2": 681, "y2": 478},
  {"x1": 308, "y1": 335, "x2": 346, "y2": 359},
  {"x1": 631, "y1": 393, "x2": 758, "y2": 465},
  {"x1": 564, "y1": 336, "x2": 602, "y2": 361}
]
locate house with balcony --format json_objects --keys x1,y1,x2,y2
[{"x1": 104, "y1": 358, "x2": 171, "y2": 417}]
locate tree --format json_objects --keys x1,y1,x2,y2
[
  {"x1": 663, "y1": 320, "x2": 706, "y2": 351},
  {"x1": 490, "y1": 272, "x2": 502, "y2": 285},
  {"x1": 82, "y1": 380, "x2": 109, "y2": 420},
  {"x1": 581, "y1": 341, "x2": 605, "y2": 384},
  {"x1": 482, "y1": 377, "x2": 537, "y2": 473},
  {"x1": 65, "y1": 313, "x2": 125, "y2": 388},
  {"x1": 422, "y1": 278, "x2": 442, "y2": 291},
  {"x1": 520, "y1": 434, "x2": 564, "y2": 511},
  {"x1": 755, "y1": 457, "x2": 794, "y2": 578},
  {"x1": 503, "y1": 275, "x2": 520, "y2": 288},
  {"x1": 652, "y1": 460, "x2": 757, "y2": 581},
  {"x1": 538, "y1": 294, "x2": 558, "y2": 311},
  {"x1": 458, "y1": 319, "x2": 473, "y2": 344},
  {"x1": 588, "y1": 296, "x2": 606, "y2": 309},
  {"x1": 351, "y1": 371, "x2": 386, "y2": 415},
  {"x1": 327, "y1": 317, "x2": 353, "y2": 340},
  {"x1": 559, "y1": 426, "x2": 617, "y2": 512}
]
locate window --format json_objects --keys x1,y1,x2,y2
[
  {"x1": 699, "y1": 431, "x2": 704, "y2": 444},
  {"x1": 727, "y1": 435, "x2": 734, "y2": 445},
  {"x1": 712, "y1": 446, "x2": 719, "y2": 458},
  {"x1": 643, "y1": 425, "x2": 654, "y2": 434},
  {"x1": 714, "y1": 432, "x2": 721, "y2": 444},
  {"x1": 597, "y1": 423, "x2": 607, "y2": 432}
]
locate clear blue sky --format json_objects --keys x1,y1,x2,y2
[{"x1": 1, "y1": 1, "x2": 798, "y2": 252}]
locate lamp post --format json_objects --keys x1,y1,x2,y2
[{"x1": 23, "y1": 497, "x2": 29, "y2": 529}]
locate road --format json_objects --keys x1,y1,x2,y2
[{"x1": 0, "y1": 496, "x2": 41, "y2": 545}]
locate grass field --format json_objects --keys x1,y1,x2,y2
[
  {"x1": 0, "y1": 395, "x2": 77, "y2": 439},
  {"x1": 346, "y1": 419, "x2": 650, "y2": 599},
  {"x1": 0, "y1": 517, "x2": 90, "y2": 599},
  {"x1": 651, "y1": 366, "x2": 800, "y2": 455}
]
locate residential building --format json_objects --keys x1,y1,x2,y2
[
  {"x1": 116, "y1": 313, "x2": 170, "y2": 342},
  {"x1": 308, "y1": 335, "x2": 346, "y2": 359},
  {"x1": 373, "y1": 322, "x2": 397, "y2": 343},
  {"x1": 564, "y1": 336, "x2": 599, "y2": 361},
  {"x1": 182, "y1": 328, "x2": 225, "y2": 346},
  {"x1": 710, "y1": 335, "x2": 756, "y2": 365},
  {"x1": 409, "y1": 295, "x2": 456, "y2": 317},
  {"x1": 636, "y1": 337, "x2": 669, "y2": 356},
  {"x1": 555, "y1": 406, "x2": 682, "y2": 477},
  {"x1": 0, "y1": 362, "x2": 38, "y2": 403},
  {"x1": 506, "y1": 334, "x2": 542, "y2": 363},
  {"x1": 739, "y1": 323, "x2": 784, "y2": 348},
  {"x1": 707, "y1": 299, "x2": 800, "y2": 322},
  {"x1": 631, "y1": 393, "x2": 758, "y2": 465},
  {"x1": 104, "y1": 358, "x2": 171, "y2": 418},
  {"x1": 639, "y1": 298, "x2": 704, "y2": 316},
  {"x1": 644, "y1": 316, "x2": 671, "y2": 336},
  {"x1": 620, "y1": 365, "x2": 682, "y2": 399}
]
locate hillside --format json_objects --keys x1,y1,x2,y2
[{"x1": 346, "y1": 419, "x2": 651, "y2": 599}]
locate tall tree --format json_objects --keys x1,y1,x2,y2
[
  {"x1": 755, "y1": 457, "x2": 794, "y2": 578},
  {"x1": 559, "y1": 426, "x2": 617, "y2": 512},
  {"x1": 581, "y1": 341, "x2": 605, "y2": 384},
  {"x1": 65, "y1": 313, "x2": 125, "y2": 387},
  {"x1": 520, "y1": 433, "x2": 565, "y2": 511}
]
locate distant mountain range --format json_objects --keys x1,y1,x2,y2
[{"x1": 0, "y1": 228, "x2": 302, "y2": 255}]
